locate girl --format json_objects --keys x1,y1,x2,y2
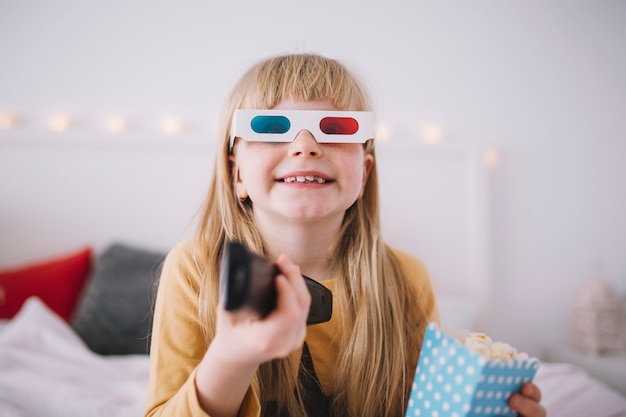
[{"x1": 144, "y1": 53, "x2": 545, "y2": 417}]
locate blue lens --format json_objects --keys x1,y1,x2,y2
[{"x1": 250, "y1": 115, "x2": 291, "y2": 134}]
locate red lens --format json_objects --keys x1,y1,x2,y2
[{"x1": 319, "y1": 117, "x2": 359, "y2": 135}]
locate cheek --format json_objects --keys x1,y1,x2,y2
[
  {"x1": 236, "y1": 151, "x2": 275, "y2": 192},
  {"x1": 238, "y1": 162, "x2": 265, "y2": 188},
  {"x1": 236, "y1": 147, "x2": 264, "y2": 176},
  {"x1": 335, "y1": 154, "x2": 367, "y2": 196}
]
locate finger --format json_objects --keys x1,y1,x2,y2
[
  {"x1": 276, "y1": 255, "x2": 311, "y2": 308},
  {"x1": 509, "y1": 391, "x2": 546, "y2": 417},
  {"x1": 273, "y1": 274, "x2": 301, "y2": 313},
  {"x1": 268, "y1": 275, "x2": 307, "y2": 345},
  {"x1": 264, "y1": 274, "x2": 307, "y2": 331},
  {"x1": 521, "y1": 382, "x2": 542, "y2": 403}
]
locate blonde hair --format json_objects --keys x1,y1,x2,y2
[{"x1": 193, "y1": 53, "x2": 429, "y2": 417}]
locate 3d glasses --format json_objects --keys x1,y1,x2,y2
[{"x1": 229, "y1": 109, "x2": 375, "y2": 149}]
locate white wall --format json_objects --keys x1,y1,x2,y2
[{"x1": 1, "y1": 1, "x2": 625, "y2": 358}]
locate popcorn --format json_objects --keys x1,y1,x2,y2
[
  {"x1": 459, "y1": 331, "x2": 530, "y2": 362},
  {"x1": 406, "y1": 322, "x2": 540, "y2": 417},
  {"x1": 463, "y1": 332, "x2": 493, "y2": 358},
  {"x1": 489, "y1": 342, "x2": 518, "y2": 361}
]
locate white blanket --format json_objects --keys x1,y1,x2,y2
[
  {"x1": 0, "y1": 298, "x2": 150, "y2": 417},
  {"x1": 1, "y1": 298, "x2": 626, "y2": 417},
  {"x1": 535, "y1": 362, "x2": 626, "y2": 417}
]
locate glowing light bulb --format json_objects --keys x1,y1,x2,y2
[
  {"x1": 484, "y1": 147, "x2": 500, "y2": 169},
  {"x1": 160, "y1": 116, "x2": 183, "y2": 135},
  {"x1": 104, "y1": 115, "x2": 127, "y2": 134},
  {"x1": 0, "y1": 111, "x2": 18, "y2": 130},
  {"x1": 375, "y1": 121, "x2": 392, "y2": 141},
  {"x1": 420, "y1": 124, "x2": 444, "y2": 144},
  {"x1": 48, "y1": 114, "x2": 71, "y2": 132}
]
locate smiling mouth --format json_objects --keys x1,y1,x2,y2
[{"x1": 282, "y1": 175, "x2": 328, "y2": 184}]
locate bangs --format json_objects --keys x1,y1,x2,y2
[{"x1": 240, "y1": 54, "x2": 369, "y2": 111}]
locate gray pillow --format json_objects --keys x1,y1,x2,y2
[{"x1": 72, "y1": 243, "x2": 165, "y2": 355}]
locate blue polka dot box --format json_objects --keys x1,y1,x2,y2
[{"x1": 405, "y1": 322, "x2": 540, "y2": 417}]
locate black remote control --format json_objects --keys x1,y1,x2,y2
[{"x1": 221, "y1": 241, "x2": 332, "y2": 325}]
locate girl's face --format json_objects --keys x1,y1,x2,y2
[{"x1": 230, "y1": 98, "x2": 373, "y2": 225}]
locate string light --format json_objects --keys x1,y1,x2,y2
[
  {"x1": 0, "y1": 111, "x2": 463, "y2": 150},
  {"x1": 48, "y1": 114, "x2": 71, "y2": 132},
  {"x1": 420, "y1": 124, "x2": 445, "y2": 144},
  {"x1": 160, "y1": 116, "x2": 184, "y2": 135},
  {"x1": 483, "y1": 147, "x2": 500, "y2": 169},
  {"x1": 0, "y1": 111, "x2": 18, "y2": 130},
  {"x1": 375, "y1": 121, "x2": 392, "y2": 141},
  {"x1": 104, "y1": 115, "x2": 127, "y2": 134}
]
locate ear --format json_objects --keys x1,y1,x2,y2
[
  {"x1": 360, "y1": 153, "x2": 374, "y2": 195},
  {"x1": 229, "y1": 154, "x2": 249, "y2": 200}
]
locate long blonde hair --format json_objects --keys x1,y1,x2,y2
[{"x1": 194, "y1": 53, "x2": 429, "y2": 416}]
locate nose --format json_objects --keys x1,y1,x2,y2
[{"x1": 288, "y1": 129, "x2": 322, "y2": 158}]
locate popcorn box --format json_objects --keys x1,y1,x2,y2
[{"x1": 405, "y1": 322, "x2": 540, "y2": 417}]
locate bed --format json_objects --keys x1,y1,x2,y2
[{"x1": 1, "y1": 242, "x2": 626, "y2": 417}]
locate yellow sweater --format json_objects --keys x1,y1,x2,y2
[{"x1": 144, "y1": 240, "x2": 437, "y2": 417}]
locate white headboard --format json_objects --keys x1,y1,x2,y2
[{"x1": 376, "y1": 143, "x2": 491, "y2": 331}]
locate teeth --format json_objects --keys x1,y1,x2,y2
[{"x1": 283, "y1": 175, "x2": 326, "y2": 184}]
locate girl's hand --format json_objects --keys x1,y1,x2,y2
[
  {"x1": 212, "y1": 253, "x2": 312, "y2": 367},
  {"x1": 195, "y1": 255, "x2": 311, "y2": 416},
  {"x1": 509, "y1": 382, "x2": 546, "y2": 417}
]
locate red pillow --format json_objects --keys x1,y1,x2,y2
[{"x1": 0, "y1": 247, "x2": 92, "y2": 322}]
